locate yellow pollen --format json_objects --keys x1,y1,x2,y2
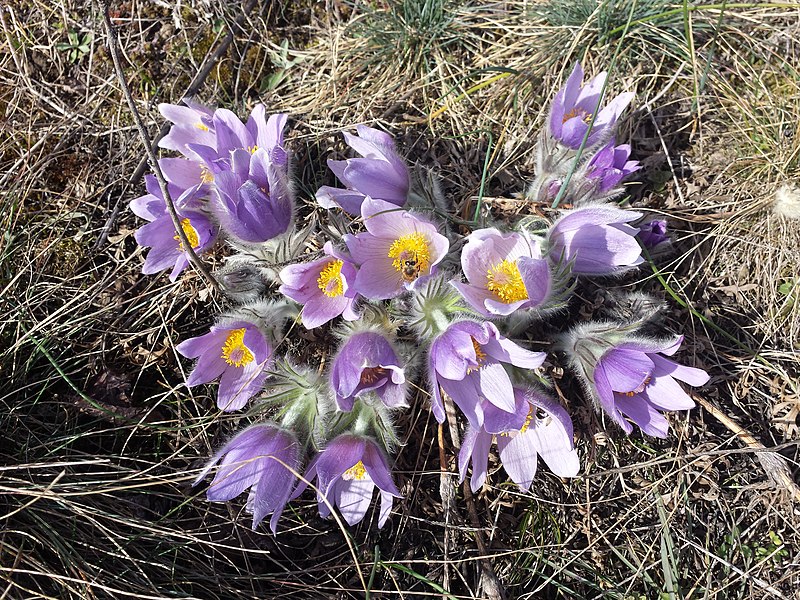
[
  {"x1": 200, "y1": 165, "x2": 214, "y2": 184},
  {"x1": 500, "y1": 405, "x2": 536, "y2": 437},
  {"x1": 562, "y1": 107, "x2": 593, "y2": 124},
  {"x1": 342, "y1": 460, "x2": 367, "y2": 481},
  {"x1": 195, "y1": 122, "x2": 209, "y2": 131},
  {"x1": 221, "y1": 328, "x2": 255, "y2": 367},
  {"x1": 623, "y1": 376, "x2": 651, "y2": 396},
  {"x1": 247, "y1": 145, "x2": 258, "y2": 154},
  {"x1": 387, "y1": 232, "x2": 431, "y2": 282},
  {"x1": 466, "y1": 337, "x2": 487, "y2": 375},
  {"x1": 317, "y1": 259, "x2": 345, "y2": 298},
  {"x1": 174, "y1": 218, "x2": 200, "y2": 251},
  {"x1": 486, "y1": 259, "x2": 528, "y2": 304}
]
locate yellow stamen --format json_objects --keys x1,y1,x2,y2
[
  {"x1": 623, "y1": 376, "x2": 651, "y2": 396},
  {"x1": 174, "y1": 218, "x2": 200, "y2": 251},
  {"x1": 247, "y1": 145, "x2": 258, "y2": 154},
  {"x1": 200, "y1": 165, "x2": 214, "y2": 184},
  {"x1": 467, "y1": 337, "x2": 487, "y2": 375},
  {"x1": 221, "y1": 328, "x2": 255, "y2": 367},
  {"x1": 317, "y1": 259, "x2": 345, "y2": 298},
  {"x1": 342, "y1": 460, "x2": 367, "y2": 481},
  {"x1": 195, "y1": 122, "x2": 209, "y2": 131},
  {"x1": 486, "y1": 259, "x2": 528, "y2": 304},
  {"x1": 387, "y1": 232, "x2": 431, "y2": 282},
  {"x1": 500, "y1": 405, "x2": 537, "y2": 437},
  {"x1": 562, "y1": 107, "x2": 593, "y2": 124}
]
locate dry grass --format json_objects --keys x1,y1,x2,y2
[{"x1": 2, "y1": 0, "x2": 800, "y2": 598}]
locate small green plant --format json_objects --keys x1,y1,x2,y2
[
  {"x1": 261, "y1": 40, "x2": 304, "y2": 93},
  {"x1": 56, "y1": 30, "x2": 91, "y2": 64}
]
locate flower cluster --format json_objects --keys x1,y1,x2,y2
[{"x1": 129, "y1": 62, "x2": 709, "y2": 534}]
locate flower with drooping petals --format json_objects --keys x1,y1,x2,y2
[
  {"x1": 428, "y1": 320, "x2": 546, "y2": 426},
  {"x1": 193, "y1": 423, "x2": 300, "y2": 533},
  {"x1": 292, "y1": 434, "x2": 401, "y2": 527},
  {"x1": 177, "y1": 320, "x2": 273, "y2": 411},
  {"x1": 547, "y1": 204, "x2": 643, "y2": 275},
  {"x1": 549, "y1": 62, "x2": 634, "y2": 149},
  {"x1": 330, "y1": 330, "x2": 407, "y2": 411},
  {"x1": 345, "y1": 197, "x2": 449, "y2": 299},
  {"x1": 316, "y1": 125, "x2": 409, "y2": 215},
  {"x1": 585, "y1": 139, "x2": 641, "y2": 192},
  {"x1": 459, "y1": 388, "x2": 580, "y2": 492},
  {"x1": 564, "y1": 323, "x2": 710, "y2": 437},
  {"x1": 279, "y1": 242, "x2": 359, "y2": 329},
  {"x1": 452, "y1": 228, "x2": 552, "y2": 317}
]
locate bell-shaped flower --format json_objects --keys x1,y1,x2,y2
[
  {"x1": 177, "y1": 320, "x2": 273, "y2": 411},
  {"x1": 193, "y1": 423, "x2": 301, "y2": 533},
  {"x1": 316, "y1": 125, "x2": 409, "y2": 215},
  {"x1": 131, "y1": 175, "x2": 217, "y2": 281},
  {"x1": 211, "y1": 144, "x2": 294, "y2": 244},
  {"x1": 459, "y1": 388, "x2": 580, "y2": 492},
  {"x1": 291, "y1": 434, "x2": 402, "y2": 528},
  {"x1": 428, "y1": 320, "x2": 546, "y2": 426},
  {"x1": 585, "y1": 139, "x2": 640, "y2": 192},
  {"x1": 279, "y1": 242, "x2": 359, "y2": 329},
  {"x1": 452, "y1": 228, "x2": 552, "y2": 317},
  {"x1": 549, "y1": 62, "x2": 634, "y2": 149},
  {"x1": 636, "y1": 219, "x2": 669, "y2": 251},
  {"x1": 564, "y1": 324, "x2": 710, "y2": 437},
  {"x1": 344, "y1": 197, "x2": 449, "y2": 299},
  {"x1": 547, "y1": 204, "x2": 643, "y2": 275},
  {"x1": 330, "y1": 330, "x2": 407, "y2": 411}
]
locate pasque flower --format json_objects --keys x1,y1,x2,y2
[
  {"x1": 549, "y1": 62, "x2": 634, "y2": 149},
  {"x1": 585, "y1": 139, "x2": 640, "y2": 192},
  {"x1": 547, "y1": 204, "x2": 643, "y2": 275},
  {"x1": 345, "y1": 197, "x2": 449, "y2": 299},
  {"x1": 452, "y1": 228, "x2": 552, "y2": 317},
  {"x1": 330, "y1": 330, "x2": 407, "y2": 411},
  {"x1": 428, "y1": 320, "x2": 546, "y2": 426},
  {"x1": 564, "y1": 323, "x2": 709, "y2": 437},
  {"x1": 194, "y1": 423, "x2": 301, "y2": 533},
  {"x1": 459, "y1": 388, "x2": 580, "y2": 492},
  {"x1": 279, "y1": 242, "x2": 359, "y2": 329},
  {"x1": 636, "y1": 219, "x2": 669, "y2": 250},
  {"x1": 292, "y1": 434, "x2": 401, "y2": 527},
  {"x1": 316, "y1": 125, "x2": 409, "y2": 215},
  {"x1": 177, "y1": 320, "x2": 273, "y2": 411},
  {"x1": 158, "y1": 98, "x2": 216, "y2": 161}
]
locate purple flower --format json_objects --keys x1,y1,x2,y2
[
  {"x1": 317, "y1": 125, "x2": 409, "y2": 215},
  {"x1": 292, "y1": 435, "x2": 402, "y2": 527},
  {"x1": 585, "y1": 139, "x2": 641, "y2": 192},
  {"x1": 177, "y1": 320, "x2": 273, "y2": 411},
  {"x1": 547, "y1": 204, "x2": 643, "y2": 275},
  {"x1": 159, "y1": 99, "x2": 216, "y2": 161},
  {"x1": 131, "y1": 175, "x2": 217, "y2": 281},
  {"x1": 194, "y1": 423, "x2": 301, "y2": 533},
  {"x1": 452, "y1": 228, "x2": 552, "y2": 317},
  {"x1": 549, "y1": 62, "x2": 634, "y2": 149},
  {"x1": 459, "y1": 388, "x2": 580, "y2": 492},
  {"x1": 279, "y1": 242, "x2": 359, "y2": 329},
  {"x1": 428, "y1": 320, "x2": 546, "y2": 426},
  {"x1": 637, "y1": 219, "x2": 669, "y2": 250},
  {"x1": 330, "y1": 331, "x2": 407, "y2": 411},
  {"x1": 344, "y1": 197, "x2": 449, "y2": 299}
]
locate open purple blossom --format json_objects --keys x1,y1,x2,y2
[
  {"x1": 330, "y1": 330, "x2": 407, "y2": 411},
  {"x1": 279, "y1": 242, "x2": 359, "y2": 329},
  {"x1": 177, "y1": 320, "x2": 273, "y2": 411},
  {"x1": 428, "y1": 320, "x2": 546, "y2": 426},
  {"x1": 637, "y1": 219, "x2": 669, "y2": 250},
  {"x1": 459, "y1": 388, "x2": 580, "y2": 492},
  {"x1": 452, "y1": 228, "x2": 552, "y2": 317},
  {"x1": 565, "y1": 326, "x2": 710, "y2": 437},
  {"x1": 316, "y1": 125, "x2": 409, "y2": 215},
  {"x1": 547, "y1": 204, "x2": 643, "y2": 275},
  {"x1": 193, "y1": 423, "x2": 300, "y2": 533},
  {"x1": 344, "y1": 197, "x2": 449, "y2": 299},
  {"x1": 291, "y1": 434, "x2": 401, "y2": 528},
  {"x1": 549, "y1": 62, "x2": 634, "y2": 149},
  {"x1": 131, "y1": 175, "x2": 217, "y2": 281},
  {"x1": 159, "y1": 99, "x2": 216, "y2": 161},
  {"x1": 585, "y1": 139, "x2": 641, "y2": 192}
]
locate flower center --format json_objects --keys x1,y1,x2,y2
[
  {"x1": 199, "y1": 165, "x2": 214, "y2": 183},
  {"x1": 221, "y1": 328, "x2": 255, "y2": 367},
  {"x1": 360, "y1": 367, "x2": 388, "y2": 386},
  {"x1": 466, "y1": 336, "x2": 487, "y2": 375},
  {"x1": 247, "y1": 145, "x2": 258, "y2": 154},
  {"x1": 174, "y1": 218, "x2": 200, "y2": 251},
  {"x1": 387, "y1": 232, "x2": 431, "y2": 282},
  {"x1": 317, "y1": 259, "x2": 345, "y2": 298},
  {"x1": 622, "y1": 376, "x2": 651, "y2": 396},
  {"x1": 486, "y1": 259, "x2": 528, "y2": 304},
  {"x1": 195, "y1": 122, "x2": 209, "y2": 131},
  {"x1": 342, "y1": 460, "x2": 367, "y2": 481},
  {"x1": 562, "y1": 107, "x2": 593, "y2": 124}
]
